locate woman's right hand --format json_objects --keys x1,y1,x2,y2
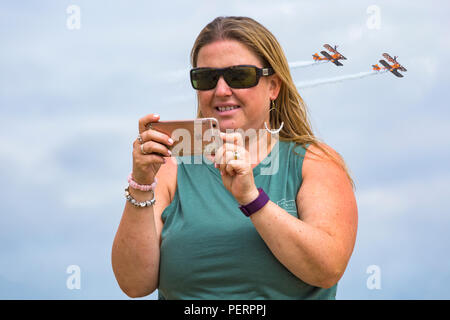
[{"x1": 132, "y1": 113, "x2": 174, "y2": 185}]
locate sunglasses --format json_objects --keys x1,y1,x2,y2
[{"x1": 190, "y1": 65, "x2": 275, "y2": 90}]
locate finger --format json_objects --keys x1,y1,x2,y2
[
  {"x1": 224, "y1": 149, "x2": 243, "y2": 176},
  {"x1": 224, "y1": 149, "x2": 237, "y2": 164},
  {"x1": 225, "y1": 159, "x2": 247, "y2": 175},
  {"x1": 132, "y1": 143, "x2": 166, "y2": 165},
  {"x1": 216, "y1": 141, "x2": 247, "y2": 167},
  {"x1": 139, "y1": 140, "x2": 172, "y2": 157},
  {"x1": 203, "y1": 142, "x2": 217, "y2": 162},
  {"x1": 134, "y1": 152, "x2": 167, "y2": 166},
  {"x1": 234, "y1": 133, "x2": 244, "y2": 148},
  {"x1": 221, "y1": 141, "x2": 239, "y2": 156},
  {"x1": 220, "y1": 133, "x2": 245, "y2": 169},
  {"x1": 220, "y1": 148, "x2": 242, "y2": 174},
  {"x1": 140, "y1": 128, "x2": 174, "y2": 148},
  {"x1": 215, "y1": 143, "x2": 235, "y2": 167},
  {"x1": 214, "y1": 146, "x2": 224, "y2": 168},
  {"x1": 145, "y1": 154, "x2": 167, "y2": 164},
  {"x1": 138, "y1": 113, "x2": 160, "y2": 134},
  {"x1": 225, "y1": 160, "x2": 239, "y2": 176},
  {"x1": 220, "y1": 131, "x2": 244, "y2": 148}
]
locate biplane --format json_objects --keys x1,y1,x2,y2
[
  {"x1": 373, "y1": 53, "x2": 407, "y2": 77},
  {"x1": 313, "y1": 44, "x2": 347, "y2": 66}
]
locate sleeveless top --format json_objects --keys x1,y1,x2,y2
[{"x1": 158, "y1": 140, "x2": 337, "y2": 299}]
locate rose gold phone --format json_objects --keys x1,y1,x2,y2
[{"x1": 147, "y1": 118, "x2": 221, "y2": 157}]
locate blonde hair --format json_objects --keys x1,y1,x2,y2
[{"x1": 191, "y1": 16, "x2": 354, "y2": 188}]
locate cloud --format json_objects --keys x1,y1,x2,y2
[{"x1": 356, "y1": 172, "x2": 450, "y2": 220}]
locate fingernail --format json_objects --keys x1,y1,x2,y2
[
  {"x1": 167, "y1": 150, "x2": 172, "y2": 156},
  {"x1": 154, "y1": 114, "x2": 160, "y2": 118},
  {"x1": 168, "y1": 138, "x2": 174, "y2": 145}
]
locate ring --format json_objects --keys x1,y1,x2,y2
[
  {"x1": 234, "y1": 151, "x2": 239, "y2": 160},
  {"x1": 137, "y1": 134, "x2": 143, "y2": 144},
  {"x1": 140, "y1": 144, "x2": 149, "y2": 155}
]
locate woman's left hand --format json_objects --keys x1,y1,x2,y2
[{"x1": 214, "y1": 132, "x2": 259, "y2": 205}]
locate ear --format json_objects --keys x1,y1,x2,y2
[{"x1": 268, "y1": 74, "x2": 282, "y2": 100}]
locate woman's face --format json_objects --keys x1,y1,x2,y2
[{"x1": 195, "y1": 39, "x2": 280, "y2": 132}]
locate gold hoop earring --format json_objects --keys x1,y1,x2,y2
[{"x1": 264, "y1": 100, "x2": 284, "y2": 135}]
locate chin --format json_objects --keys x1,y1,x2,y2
[{"x1": 217, "y1": 119, "x2": 242, "y2": 132}]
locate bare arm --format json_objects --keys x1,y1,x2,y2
[
  {"x1": 111, "y1": 114, "x2": 176, "y2": 298},
  {"x1": 111, "y1": 187, "x2": 163, "y2": 297},
  {"x1": 249, "y1": 143, "x2": 358, "y2": 288}
]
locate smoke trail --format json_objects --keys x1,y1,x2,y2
[
  {"x1": 289, "y1": 60, "x2": 328, "y2": 69},
  {"x1": 295, "y1": 70, "x2": 388, "y2": 89}
]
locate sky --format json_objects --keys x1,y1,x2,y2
[{"x1": 1, "y1": 0, "x2": 449, "y2": 299}]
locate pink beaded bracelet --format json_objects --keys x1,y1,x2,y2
[{"x1": 127, "y1": 173, "x2": 157, "y2": 192}]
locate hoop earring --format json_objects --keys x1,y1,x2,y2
[{"x1": 264, "y1": 100, "x2": 284, "y2": 135}]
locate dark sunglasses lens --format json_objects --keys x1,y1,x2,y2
[
  {"x1": 191, "y1": 69, "x2": 218, "y2": 90},
  {"x1": 225, "y1": 67, "x2": 257, "y2": 88}
]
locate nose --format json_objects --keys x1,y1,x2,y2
[{"x1": 214, "y1": 76, "x2": 232, "y2": 96}]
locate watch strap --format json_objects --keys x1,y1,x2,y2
[{"x1": 239, "y1": 188, "x2": 269, "y2": 217}]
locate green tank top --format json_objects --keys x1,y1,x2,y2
[{"x1": 158, "y1": 140, "x2": 337, "y2": 299}]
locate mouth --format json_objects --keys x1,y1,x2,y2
[{"x1": 214, "y1": 105, "x2": 241, "y2": 115}]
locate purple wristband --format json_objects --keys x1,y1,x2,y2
[{"x1": 239, "y1": 188, "x2": 269, "y2": 217}]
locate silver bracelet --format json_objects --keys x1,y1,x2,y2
[{"x1": 124, "y1": 187, "x2": 156, "y2": 207}]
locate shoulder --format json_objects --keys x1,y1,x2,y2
[
  {"x1": 298, "y1": 141, "x2": 355, "y2": 204},
  {"x1": 302, "y1": 142, "x2": 349, "y2": 182},
  {"x1": 304, "y1": 142, "x2": 342, "y2": 163},
  {"x1": 296, "y1": 141, "x2": 357, "y2": 228},
  {"x1": 285, "y1": 140, "x2": 347, "y2": 180}
]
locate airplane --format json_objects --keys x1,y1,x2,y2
[
  {"x1": 373, "y1": 53, "x2": 407, "y2": 77},
  {"x1": 313, "y1": 44, "x2": 347, "y2": 66},
  {"x1": 372, "y1": 63, "x2": 385, "y2": 71}
]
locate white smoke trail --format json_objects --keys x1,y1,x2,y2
[
  {"x1": 295, "y1": 69, "x2": 388, "y2": 89},
  {"x1": 289, "y1": 60, "x2": 328, "y2": 69}
]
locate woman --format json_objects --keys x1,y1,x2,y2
[{"x1": 112, "y1": 16, "x2": 358, "y2": 299}]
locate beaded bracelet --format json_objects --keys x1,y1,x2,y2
[
  {"x1": 127, "y1": 173, "x2": 157, "y2": 192},
  {"x1": 125, "y1": 187, "x2": 156, "y2": 207}
]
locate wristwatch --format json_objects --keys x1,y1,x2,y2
[{"x1": 238, "y1": 188, "x2": 269, "y2": 217}]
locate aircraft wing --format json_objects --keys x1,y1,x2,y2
[
  {"x1": 323, "y1": 44, "x2": 335, "y2": 53},
  {"x1": 324, "y1": 44, "x2": 346, "y2": 60},
  {"x1": 383, "y1": 53, "x2": 406, "y2": 71},
  {"x1": 383, "y1": 53, "x2": 396, "y2": 64},
  {"x1": 336, "y1": 51, "x2": 347, "y2": 60},
  {"x1": 390, "y1": 69, "x2": 404, "y2": 77},
  {"x1": 379, "y1": 59, "x2": 392, "y2": 69},
  {"x1": 321, "y1": 51, "x2": 343, "y2": 66},
  {"x1": 379, "y1": 60, "x2": 403, "y2": 77}
]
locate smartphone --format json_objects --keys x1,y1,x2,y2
[{"x1": 147, "y1": 118, "x2": 221, "y2": 157}]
